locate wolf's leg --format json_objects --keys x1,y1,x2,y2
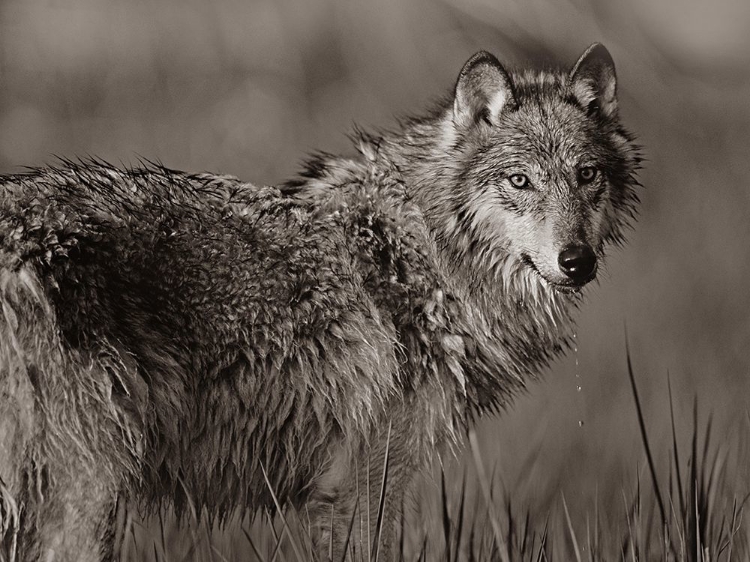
[
  {"x1": 1, "y1": 266, "x2": 144, "y2": 561},
  {"x1": 18, "y1": 481, "x2": 120, "y2": 562},
  {"x1": 19, "y1": 378, "x2": 141, "y2": 562},
  {"x1": 307, "y1": 427, "x2": 417, "y2": 562}
]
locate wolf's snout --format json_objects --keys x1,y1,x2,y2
[{"x1": 558, "y1": 245, "x2": 597, "y2": 282}]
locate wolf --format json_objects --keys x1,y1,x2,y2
[{"x1": 0, "y1": 43, "x2": 639, "y2": 560}]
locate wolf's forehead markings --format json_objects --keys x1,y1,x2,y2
[{"x1": 507, "y1": 126, "x2": 582, "y2": 177}]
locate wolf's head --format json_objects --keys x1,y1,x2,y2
[{"x1": 402, "y1": 44, "x2": 640, "y2": 297}]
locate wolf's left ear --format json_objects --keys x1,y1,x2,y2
[
  {"x1": 569, "y1": 43, "x2": 617, "y2": 119},
  {"x1": 453, "y1": 51, "x2": 516, "y2": 129}
]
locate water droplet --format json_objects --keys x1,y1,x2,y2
[{"x1": 573, "y1": 333, "x2": 583, "y2": 428}]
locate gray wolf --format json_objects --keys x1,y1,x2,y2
[{"x1": 0, "y1": 43, "x2": 640, "y2": 560}]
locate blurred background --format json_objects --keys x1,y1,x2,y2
[{"x1": 1, "y1": 0, "x2": 748, "y2": 549}]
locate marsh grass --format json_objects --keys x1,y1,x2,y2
[{"x1": 122, "y1": 346, "x2": 750, "y2": 561}]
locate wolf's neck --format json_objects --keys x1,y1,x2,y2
[
  {"x1": 380, "y1": 108, "x2": 458, "y2": 199},
  {"x1": 380, "y1": 108, "x2": 477, "y2": 286}
]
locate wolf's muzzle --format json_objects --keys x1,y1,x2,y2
[{"x1": 558, "y1": 245, "x2": 597, "y2": 283}]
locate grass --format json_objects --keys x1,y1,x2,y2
[{"x1": 122, "y1": 345, "x2": 750, "y2": 561}]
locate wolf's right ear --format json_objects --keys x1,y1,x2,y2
[
  {"x1": 569, "y1": 43, "x2": 618, "y2": 119},
  {"x1": 453, "y1": 51, "x2": 516, "y2": 129}
]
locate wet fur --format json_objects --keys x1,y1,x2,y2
[{"x1": 0, "y1": 46, "x2": 640, "y2": 560}]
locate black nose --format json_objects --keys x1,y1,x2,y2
[{"x1": 558, "y1": 245, "x2": 597, "y2": 281}]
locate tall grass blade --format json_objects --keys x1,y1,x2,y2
[
  {"x1": 594, "y1": 485, "x2": 600, "y2": 562},
  {"x1": 398, "y1": 497, "x2": 406, "y2": 562},
  {"x1": 668, "y1": 372, "x2": 686, "y2": 523},
  {"x1": 338, "y1": 498, "x2": 359, "y2": 562},
  {"x1": 694, "y1": 487, "x2": 701, "y2": 562},
  {"x1": 625, "y1": 333, "x2": 667, "y2": 529},
  {"x1": 506, "y1": 499, "x2": 513, "y2": 559},
  {"x1": 205, "y1": 522, "x2": 216, "y2": 562},
  {"x1": 241, "y1": 526, "x2": 268, "y2": 562},
  {"x1": 535, "y1": 516, "x2": 549, "y2": 562},
  {"x1": 210, "y1": 544, "x2": 231, "y2": 562},
  {"x1": 129, "y1": 518, "x2": 139, "y2": 558},
  {"x1": 367, "y1": 456, "x2": 371, "y2": 562},
  {"x1": 440, "y1": 468, "x2": 451, "y2": 561},
  {"x1": 690, "y1": 398, "x2": 699, "y2": 560},
  {"x1": 265, "y1": 510, "x2": 288, "y2": 562},
  {"x1": 355, "y1": 467, "x2": 363, "y2": 562},
  {"x1": 468, "y1": 429, "x2": 510, "y2": 562},
  {"x1": 417, "y1": 535, "x2": 427, "y2": 562},
  {"x1": 120, "y1": 506, "x2": 134, "y2": 562},
  {"x1": 451, "y1": 472, "x2": 466, "y2": 562},
  {"x1": 158, "y1": 509, "x2": 167, "y2": 560},
  {"x1": 260, "y1": 463, "x2": 306, "y2": 562},
  {"x1": 562, "y1": 493, "x2": 582, "y2": 562},
  {"x1": 518, "y1": 506, "x2": 535, "y2": 559},
  {"x1": 371, "y1": 422, "x2": 392, "y2": 561},
  {"x1": 622, "y1": 488, "x2": 637, "y2": 562},
  {"x1": 329, "y1": 505, "x2": 334, "y2": 562}
]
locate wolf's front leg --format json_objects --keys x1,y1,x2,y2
[
  {"x1": 17, "y1": 484, "x2": 119, "y2": 562},
  {"x1": 307, "y1": 429, "x2": 416, "y2": 561}
]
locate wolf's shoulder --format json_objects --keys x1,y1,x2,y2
[{"x1": 279, "y1": 136, "x2": 447, "y2": 297}]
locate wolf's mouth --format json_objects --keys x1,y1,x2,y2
[{"x1": 520, "y1": 254, "x2": 594, "y2": 293}]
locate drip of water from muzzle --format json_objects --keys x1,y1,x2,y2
[{"x1": 573, "y1": 331, "x2": 584, "y2": 428}]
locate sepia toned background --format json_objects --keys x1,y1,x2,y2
[{"x1": 1, "y1": 0, "x2": 748, "y2": 552}]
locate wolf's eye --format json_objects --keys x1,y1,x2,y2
[
  {"x1": 508, "y1": 174, "x2": 531, "y2": 189},
  {"x1": 578, "y1": 166, "x2": 598, "y2": 184}
]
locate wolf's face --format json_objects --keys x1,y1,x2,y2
[
  {"x1": 470, "y1": 100, "x2": 625, "y2": 290},
  {"x1": 447, "y1": 44, "x2": 639, "y2": 293}
]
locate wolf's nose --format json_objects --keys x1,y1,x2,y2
[{"x1": 558, "y1": 245, "x2": 597, "y2": 281}]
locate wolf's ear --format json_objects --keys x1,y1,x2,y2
[
  {"x1": 453, "y1": 51, "x2": 516, "y2": 129},
  {"x1": 569, "y1": 43, "x2": 617, "y2": 119}
]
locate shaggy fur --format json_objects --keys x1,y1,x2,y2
[{"x1": 0, "y1": 44, "x2": 640, "y2": 560}]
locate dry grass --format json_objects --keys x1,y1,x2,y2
[{"x1": 119, "y1": 343, "x2": 750, "y2": 561}]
